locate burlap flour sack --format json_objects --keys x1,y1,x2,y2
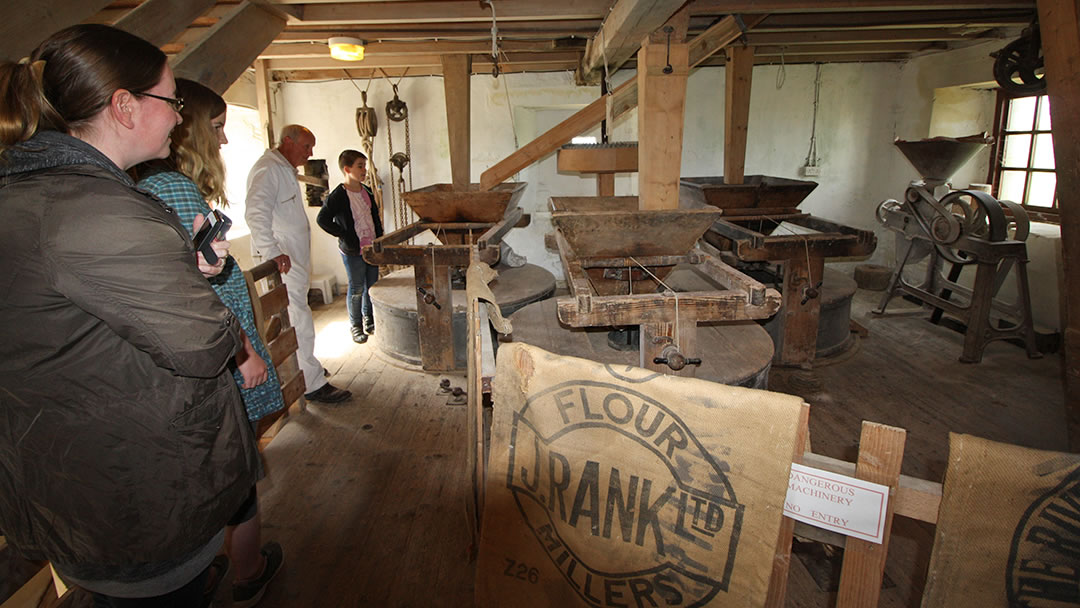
[
  {"x1": 476, "y1": 343, "x2": 806, "y2": 607},
  {"x1": 921, "y1": 433, "x2": 1080, "y2": 607}
]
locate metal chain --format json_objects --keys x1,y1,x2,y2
[
  {"x1": 404, "y1": 112, "x2": 414, "y2": 224},
  {"x1": 386, "y1": 103, "x2": 404, "y2": 232}
]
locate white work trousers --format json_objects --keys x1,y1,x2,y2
[{"x1": 281, "y1": 263, "x2": 328, "y2": 394}]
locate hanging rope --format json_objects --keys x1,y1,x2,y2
[
  {"x1": 480, "y1": 0, "x2": 501, "y2": 77},
  {"x1": 803, "y1": 63, "x2": 822, "y2": 168},
  {"x1": 775, "y1": 47, "x2": 787, "y2": 89},
  {"x1": 601, "y1": 27, "x2": 614, "y2": 131},
  {"x1": 628, "y1": 256, "x2": 682, "y2": 350},
  {"x1": 346, "y1": 70, "x2": 386, "y2": 220}
]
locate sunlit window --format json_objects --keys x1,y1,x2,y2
[
  {"x1": 991, "y1": 93, "x2": 1056, "y2": 220},
  {"x1": 220, "y1": 104, "x2": 267, "y2": 237}
]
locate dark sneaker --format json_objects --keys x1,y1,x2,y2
[
  {"x1": 304, "y1": 384, "x2": 351, "y2": 403},
  {"x1": 363, "y1": 317, "x2": 375, "y2": 335},
  {"x1": 232, "y1": 541, "x2": 284, "y2": 608},
  {"x1": 351, "y1": 326, "x2": 368, "y2": 344}
]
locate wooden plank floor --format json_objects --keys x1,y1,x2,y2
[{"x1": 234, "y1": 286, "x2": 1066, "y2": 607}]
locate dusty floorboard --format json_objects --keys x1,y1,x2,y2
[{"x1": 232, "y1": 287, "x2": 1065, "y2": 607}]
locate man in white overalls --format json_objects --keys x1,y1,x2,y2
[{"x1": 245, "y1": 124, "x2": 351, "y2": 403}]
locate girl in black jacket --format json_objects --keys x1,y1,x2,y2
[{"x1": 317, "y1": 149, "x2": 384, "y2": 343}]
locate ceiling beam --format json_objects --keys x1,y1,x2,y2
[
  {"x1": 691, "y1": 0, "x2": 1034, "y2": 11},
  {"x1": 272, "y1": 19, "x2": 603, "y2": 41},
  {"x1": 292, "y1": 0, "x2": 612, "y2": 25},
  {"x1": 756, "y1": 9, "x2": 1034, "y2": 29},
  {"x1": 264, "y1": 51, "x2": 582, "y2": 71},
  {"x1": 687, "y1": 14, "x2": 767, "y2": 67},
  {"x1": 258, "y1": 39, "x2": 574, "y2": 58},
  {"x1": 579, "y1": 0, "x2": 689, "y2": 85},
  {"x1": 172, "y1": 1, "x2": 286, "y2": 94},
  {"x1": 1, "y1": 0, "x2": 115, "y2": 62},
  {"x1": 114, "y1": 0, "x2": 217, "y2": 47},
  {"x1": 753, "y1": 41, "x2": 949, "y2": 54},
  {"x1": 744, "y1": 26, "x2": 1009, "y2": 44}
]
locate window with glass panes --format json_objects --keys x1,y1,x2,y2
[{"x1": 991, "y1": 93, "x2": 1056, "y2": 217}]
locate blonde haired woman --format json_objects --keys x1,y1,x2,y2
[{"x1": 138, "y1": 79, "x2": 285, "y2": 608}]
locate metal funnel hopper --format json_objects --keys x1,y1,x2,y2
[{"x1": 894, "y1": 135, "x2": 991, "y2": 184}]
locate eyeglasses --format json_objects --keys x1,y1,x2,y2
[{"x1": 137, "y1": 92, "x2": 184, "y2": 113}]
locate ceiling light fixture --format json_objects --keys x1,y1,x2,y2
[{"x1": 329, "y1": 37, "x2": 366, "y2": 61}]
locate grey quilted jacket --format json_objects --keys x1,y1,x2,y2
[{"x1": 0, "y1": 131, "x2": 258, "y2": 579}]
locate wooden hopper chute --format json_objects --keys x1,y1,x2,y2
[
  {"x1": 549, "y1": 195, "x2": 781, "y2": 377},
  {"x1": 680, "y1": 175, "x2": 819, "y2": 215},
  {"x1": 402, "y1": 181, "x2": 527, "y2": 223},
  {"x1": 550, "y1": 196, "x2": 722, "y2": 296},
  {"x1": 684, "y1": 175, "x2": 877, "y2": 368}
]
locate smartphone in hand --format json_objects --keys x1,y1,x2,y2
[{"x1": 191, "y1": 209, "x2": 232, "y2": 265}]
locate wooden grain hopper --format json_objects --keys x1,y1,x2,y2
[
  {"x1": 549, "y1": 196, "x2": 721, "y2": 296},
  {"x1": 403, "y1": 182, "x2": 526, "y2": 223},
  {"x1": 680, "y1": 175, "x2": 819, "y2": 212}
]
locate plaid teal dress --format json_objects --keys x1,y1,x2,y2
[{"x1": 139, "y1": 171, "x2": 285, "y2": 422}]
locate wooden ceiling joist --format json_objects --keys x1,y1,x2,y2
[
  {"x1": 265, "y1": 50, "x2": 581, "y2": 71},
  {"x1": 578, "y1": 0, "x2": 690, "y2": 85},
  {"x1": 258, "y1": 39, "x2": 575, "y2": 59},
  {"x1": 172, "y1": 1, "x2": 286, "y2": 94},
  {"x1": 754, "y1": 41, "x2": 949, "y2": 54},
  {"x1": 756, "y1": 9, "x2": 1034, "y2": 29},
  {"x1": 1, "y1": 0, "x2": 115, "y2": 62},
  {"x1": 114, "y1": 0, "x2": 217, "y2": 46},
  {"x1": 744, "y1": 26, "x2": 1010, "y2": 44},
  {"x1": 691, "y1": 0, "x2": 1033, "y2": 11},
  {"x1": 272, "y1": 19, "x2": 603, "y2": 41},
  {"x1": 272, "y1": 62, "x2": 583, "y2": 81},
  {"x1": 291, "y1": 0, "x2": 612, "y2": 25}
]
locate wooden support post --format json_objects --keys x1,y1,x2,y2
[
  {"x1": 414, "y1": 252, "x2": 455, "y2": 371},
  {"x1": 777, "y1": 253, "x2": 826, "y2": 367},
  {"x1": 597, "y1": 173, "x2": 615, "y2": 196},
  {"x1": 640, "y1": 320, "x2": 698, "y2": 378},
  {"x1": 466, "y1": 256, "x2": 485, "y2": 539},
  {"x1": 479, "y1": 15, "x2": 754, "y2": 190},
  {"x1": 254, "y1": 59, "x2": 275, "y2": 148},
  {"x1": 1037, "y1": 0, "x2": 1080, "y2": 449},
  {"x1": 724, "y1": 45, "x2": 755, "y2": 185},
  {"x1": 764, "y1": 403, "x2": 810, "y2": 608},
  {"x1": 441, "y1": 54, "x2": 472, "y2": 190},
  {"x1": 637, "y1": 33, "x2": 689, "y2": 210},
  {"x1": 836, "y1": 422, "x2": 906, "y2": 607}
]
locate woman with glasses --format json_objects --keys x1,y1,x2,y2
[
  {"x1": 0, "y1": 24, "x2": 259, "y2": 607},
  {"x1": 137, "y1": 78, "x2": 286, "y2": 608}
]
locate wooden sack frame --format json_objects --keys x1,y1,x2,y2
[{"x1": 244, "y1": 259, "x2": 308, "y2": 448}]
